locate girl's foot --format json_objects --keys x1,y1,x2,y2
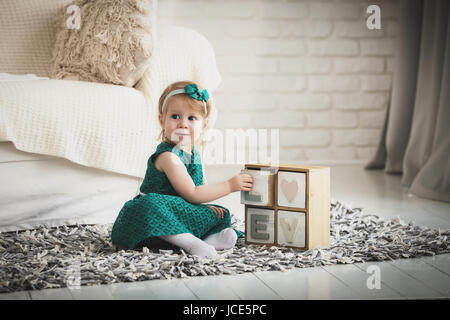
[
  {"x1": 204, "y1": 228, "x2": 237, "y2": 250},
  {"x1": 159, "y1": 233, "x2": 217, "y2": 258},
  {"x1": 188, "y1": 242, "x2": 217, "y2": 258}
]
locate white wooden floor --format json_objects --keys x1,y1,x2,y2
[{"x1": 1, "y1": 164, "x2": 449, "y2": 300}]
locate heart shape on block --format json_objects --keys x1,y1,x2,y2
[{"x1": 281, "y1": 179, "x2": 298, "y2": 203}]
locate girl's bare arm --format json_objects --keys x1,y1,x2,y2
[{"x1": 156, "y1": 152, "x2": 252, "y2": 204}]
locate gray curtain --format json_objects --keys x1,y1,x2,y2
[{"x1": 366, "y1": 0, "x2": 450, "y2": 203}]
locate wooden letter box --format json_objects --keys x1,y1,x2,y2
[{"x1": 241, "y1": 164, "x2": 330, "y2": 250}]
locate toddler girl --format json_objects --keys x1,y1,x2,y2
[{"x1": 111, "y1": 81, "x2": 254, "y2": 258}]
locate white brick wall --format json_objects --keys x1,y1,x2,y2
[{"x1": 159, "y1": 0, "x2": 398, "y2": 164}]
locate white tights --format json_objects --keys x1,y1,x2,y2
[{"x1": 159, "y1": 228, "x2": 237, "y2": 258}]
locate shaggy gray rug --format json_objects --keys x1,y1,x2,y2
[{"x1": 1, "y1": 200, "x2": 449, "y2": 293}]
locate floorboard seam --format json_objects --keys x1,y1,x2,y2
[
  {"x1": 387, "y1": 260, "x2": 447, "y2": 297},
  {"x1": 251, "y1": 272, "x2": 284, "y2": 300}
]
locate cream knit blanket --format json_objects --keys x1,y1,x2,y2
[{"x1": 0, "y1": 26, "x2": 221, "y2": 178}]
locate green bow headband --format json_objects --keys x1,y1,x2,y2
[{"x1": 161, "y1": 84, "x2": 209, "y2": 116}]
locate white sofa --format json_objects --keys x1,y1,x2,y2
[{"x1": 0, "y1": 0, "x2": 221, "y2": 232}]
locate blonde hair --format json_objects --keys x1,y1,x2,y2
[{"x1": 158, "y1": 81, "x2": 211, "y2": 149}]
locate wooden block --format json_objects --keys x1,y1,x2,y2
[
  {"x1": 277, "y1": 171, "x2": 306, "y2": 209},
  {"x1": 242, "y1": 163, "x2": 330, "y2": 250},
  {"x1": 240, "y1": 168, "x2": 275, "y2": 206},
  {"x1": 277, "y1": 210, "x2": 306, "y2": 248},
  {"x1": 307, "y1": 168, "x2": 331, "y2": 249},
  {"x1": 245, "y1": 207, "x2": 275, "y2": 245}
]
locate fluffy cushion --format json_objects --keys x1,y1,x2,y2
[{"x1": 51, "y1": 0, "x2": 156, "y2": 87}]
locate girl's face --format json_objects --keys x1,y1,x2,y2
[{"x1": 159, "y1": 96, "x2": 207, "y2": 151}]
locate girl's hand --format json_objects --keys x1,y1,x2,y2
[
  {"x1": 228, "y1": 173, "x2": 254, "y2": 192},
  {"x1": 208, "y1": 205, "x2": 226, "y2": 219}
]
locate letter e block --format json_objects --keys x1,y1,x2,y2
[{"x1": 246, "y1": 207, "x2": 274, "y2": 244}]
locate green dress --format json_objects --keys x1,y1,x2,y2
[{"x1": 111, "y1": 141, "x2": 244, "y2": 250}]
